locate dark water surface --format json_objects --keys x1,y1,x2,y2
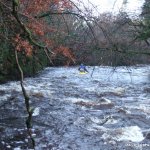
[{"x1": 0, "y1": 65, "x2": 150, "y2": 150}]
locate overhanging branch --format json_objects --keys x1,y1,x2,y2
[{"x1": 12, "y1": 0, "x2": 54, "y2": 64}]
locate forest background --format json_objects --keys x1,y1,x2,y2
[{"x1": 0, "y1": 0, "x2": 150, "y2": 83}]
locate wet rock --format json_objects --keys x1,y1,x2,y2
[
  {"x1": 143, "y1": 132, "x2": 150, "y2": 139},
  {"x1": 117, "y1": 107, "x2": 131, "y2": 114},
  {"x1": 96, "y1": 87, "x2": 126, "y2": 98},
  {"x1": 61, "y1": 76, "x2": 67, "y2": 79},
  {"x1": 0, "y1": 90, "x2": 6, "y2": 95},
  {"x1": 30, "y1": 92, "x2": 44, "y2": 98},
  {"x1": 93, "y1": 103, "x2": 114, "y2": 110},
  {"x1": 144, "y1": 87, "x2": 150, "y2": 93},
  {"x1": 74, "y1": 101, "x2": 114, "y2": 110},
  {"x1": 0, "y1": 127, "x2": 5, "y2": 132},
  {"x1": 7, "y1": 95, "x2": 16, "y2": 101},
  {"x1": 97, "y1": 91, "x2": 125, "y2": 98}
]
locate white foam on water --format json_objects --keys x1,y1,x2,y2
[
  {"x1": 0, "y1": 82, "x2": 21, "y2": 92},
  {"x1": 98, "y1": 97, "x2": 112, "y2": 104},
  {"x1": 32, "y1": 107, "x2": 40, "y2": 116},
  {"x1": 87, "y1": 124, "x2": 108, "y2": 132},
  {"x1": 117, "y1": 126, "x2": 144, "y2": 142},
  {"x1": 84, "y1": 86, "x2": 96, "y2": 92},
  {"x1": 15, "y1": 141, "x2": 24, "y2": 144},
  {"x1": 90, "y1": 117, "x2": 104, "y2": 124},
  {"x1": 0, "y1": 94, "x2": 11, "y2": 102},
  {"x1": 26, "y1": 87, "x2": 53, "y2": 98},
  {"x1": 14, "y1": 148, "x2": 21, "y2": 150},
  {"x1": 90, "y1": 116, "x2": 116, "y2": 125},
  {"x1": 74, "y1": 117, "x2": 90, "y2": 126},
  {"x1": 117, "y1": 107, "x2": 132, "y2": 114},
  {"x1": 125, "y1": 105, "x2": 140, "y2": 110},
  {"x1": 139, "y1": 104, "x2": 150, "y2": 114},
  {"x1": 102, "y1": 126, "x2": 144, "y2": 142},
  {"x1": 105, "y1": 118, "x2": 119, "y2": 125},
  {"x1": 0, "y1": 82, "x2": 21, "y2": 103},
  {"x1": 112, "y1": 87, "x2": 126, "y2": 95},
  {"x1": 65, "y1": 97, "x2": 90, "y2": 103},
  {"x1": 6, "y1": 145, "x2": 11, "y2": 148},
  {"x1": 25, "y1": 85, "x2": 37, "y2": 90},
  {"x1": 74, "y1": 116, "x2": 108, "y2": 132}
]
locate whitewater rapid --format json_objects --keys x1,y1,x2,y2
[{"x1": 0, "y1": 65, "x2": 150, "y2": 150}]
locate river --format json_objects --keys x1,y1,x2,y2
[{"x1": 0, "y1": 65, "x2": 150, "y2": 150}]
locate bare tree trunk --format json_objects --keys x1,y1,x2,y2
[{"x1": 15, "y1": 49, "x2": 35, "y2": 149}]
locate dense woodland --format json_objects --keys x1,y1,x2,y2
[{"x1": 0, "y1": 0, "x2": 150, "y2": 83}]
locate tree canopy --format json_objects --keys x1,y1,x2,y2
[{"x1": 0, "y1": 0, "x2": 150, "y2": 83}]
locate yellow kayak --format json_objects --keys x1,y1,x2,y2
[{"x1": 79, "y1": 71, "x2": 88, "y2": 75}]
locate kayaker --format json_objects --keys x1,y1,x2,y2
[{"x1": 78, "y1": 64, "x2": 88, "y2": 73}]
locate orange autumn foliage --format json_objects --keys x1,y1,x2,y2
[
  {"x1": 27, "y1": 21, "x2": 45, "y2": 36},
  {"x1": 20, "y1": 0, "x2": 56, "y2": 15},
  {"x1": 52, "y1": 46, "x2": 76, "y2": 63},
  {"x1": 14, "y1": 34, "x2": 33, "y2": 56},
  {"x1": 14, "y1": 0, "x2": 75, "y2": 63}
]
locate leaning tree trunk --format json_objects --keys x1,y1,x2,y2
[{"x1": 15, "y1": 49, "x2": 35, "y2": 149}]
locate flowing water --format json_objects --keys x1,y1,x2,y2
[{"x1": 0, "y1": 65, "x2": 150, "y2": 150}]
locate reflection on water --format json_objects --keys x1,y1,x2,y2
[{"x1": 0, "y1": 65, "x2": 150, "y2": 150}]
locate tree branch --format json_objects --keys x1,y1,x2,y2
[
  {"x1": 15, "y1": 49, "x2": 35, "y2": 149},
  {"x1": 11, "y1": 0, "x2": 54, "y2": 64}
]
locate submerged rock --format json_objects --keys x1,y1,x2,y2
[
  {"x1": 0, "y1": 90, "x2": 6, "y2": 95},
  {"x1": 144, "y1": 87, "x2": 150, "y2": 93},
  {"x1": 74, "y1": 100, "x2": 114, "y2": 110}
]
